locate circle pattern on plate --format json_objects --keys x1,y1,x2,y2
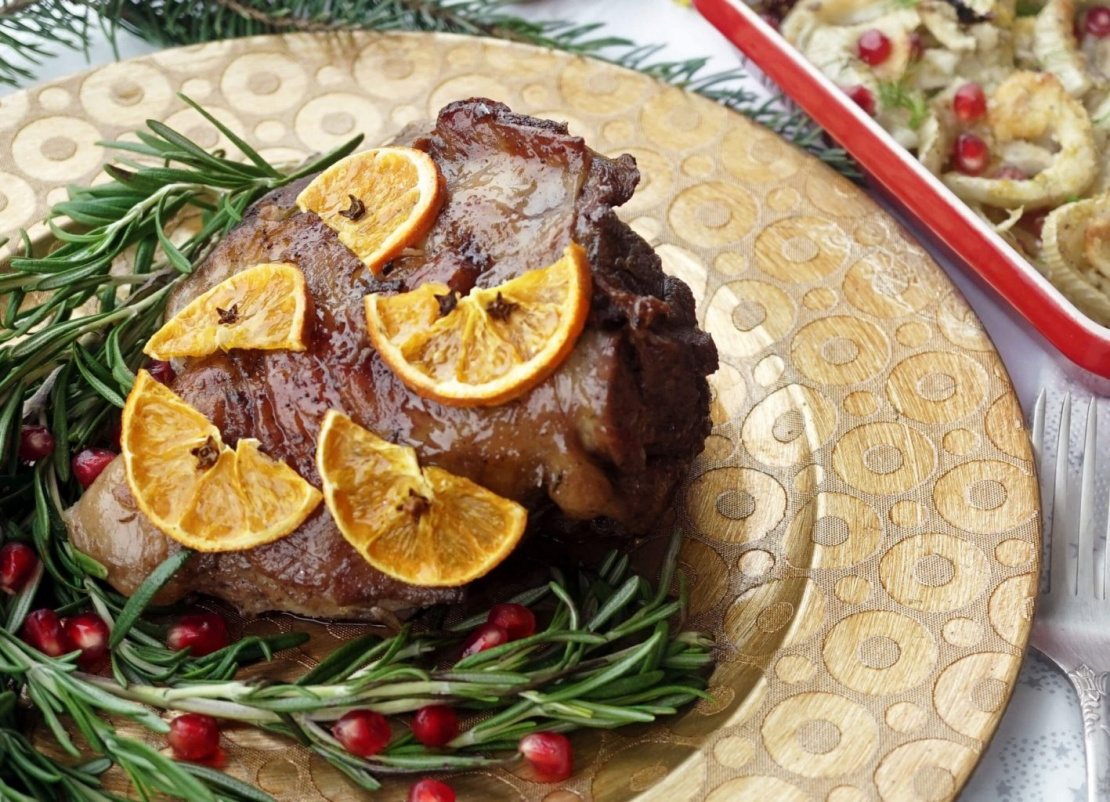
[{"x1": 5, "y1": 32, "x2": 1039, "y2": 802}]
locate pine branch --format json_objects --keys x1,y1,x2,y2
[
  {"x1": 0, "y1": 0, "x2": 856, "y2": 175},
  {"x1": 1, "y1": 1, "x2": 42, "y2": 14},
  {"x1": 0, "y1": 0, "x2": 95, "y2": 87},
  {"x1": 109, "y1": 0, "x2": 855, "y2": 174},
  {"x1": 109, "y1": 0, "x2": 630, "y2": 53}
]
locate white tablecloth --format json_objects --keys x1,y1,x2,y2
[{"x1": 0, "y1": 1, "x2": 1093, "y2": 797}]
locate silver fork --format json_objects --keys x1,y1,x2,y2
[{"x1": 1032, "y1": 393, "x2": 1110, "y2": 801}]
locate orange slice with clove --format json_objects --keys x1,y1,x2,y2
[
  {"x1": 364, "y1": 242, "x2": 591, "y2": 407},
  {"x1": 315, "y1": 410, "x2": 527, "y2": 586},
  {"x1": 143, "y1": 262, "x2": 310, "y2": 360},
  {"x1": 295, "y1": 147, "x2": 444, "y2": 275},
  {"x1": 120, "y1": 370, "x2": 322, "y2": 551}
]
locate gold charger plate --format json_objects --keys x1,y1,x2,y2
[{"x1": 0, "y1": 31, "x2": 1042, "y2": 802}]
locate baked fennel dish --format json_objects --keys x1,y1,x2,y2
[
  {"x1": 769, "y1": 0, "x2": 1110, "y2": 324},
  {"x1": 0, "y1": 96, "x2": 717, "y2": 801}
]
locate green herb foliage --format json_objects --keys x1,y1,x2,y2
[
  {"x1": 84, "y1": 538, "x2": 712, "y2": 795},
  {"x1": 0, "y1": 94, "x2": 360, "y2": 516},
  {"x1": 877, "y1": 80, "x2": 930, "y2": 130},
  {"x1": 0, "y1": 101, "x2": 358, "y2": 799}
]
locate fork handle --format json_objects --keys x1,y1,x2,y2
[{"x1": 1070, "y1": 664, "x2": 1110, "y2": 800}]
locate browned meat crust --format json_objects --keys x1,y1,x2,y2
[{"x1": 66, "y1": 99, "x2": 717, "y2": 619}]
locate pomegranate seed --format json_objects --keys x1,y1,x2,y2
[
  {"x1": 953, "y1": 82, "x2": 987, "y2": 123},
  {"x1": 64, "y1": 612, "x2": 111, "y2": 670},
  {"x1": 168, "y1": 713, "x2": 220, "y2": 761},
  {"x1": 411, "y1": 705, "x2": 459, "y2": 748},
  {"x1": 0, "y1": 543, "x2": 38, "y2": 595},
  {"x1": 1088, "y1": 5, "x2": 1110, "y2": 36},
  {"x1": 72, "y1": 448, "x2": 117, "y2": 490},
  {"x1": 993, "y1": 165, "x2": 1028, "y2": 180},
  {"x1": 333, "y1": 710, "x2": 391, "y2": 758},
  {"x1": 1022, "y1": 209, "x2": 1049, "y2": 239},
  {"x1": 408, "y1": 778, "x2": 456, "y2": 802},
  {"x1": 166, "y1": 613, "x2": 229, "y2": 657},
  {"x1": 519, "y1": 732, "x2": 573, "y2": 782},
  {"x1": 856, "y1": 29, "x2": 892, "y2": 65},
  {"x1": 844, "y1": 85, "x2": 876, "y2": 116},
  {"x1": 18, "y1": 426, "x2": 55, "y2": 462},
  {"x1": 21, "y1": 609, "x2": 71, "y2": 657},
  {"x1": 908, "y1": 31, "x2": 924, "y2": 61},
  {"x1": 758, "y1": 12, "x2": 780, "y2": 30},
  {"x1": 953, "y1": 133, "x2": 990, "y2": 176},
  {"x1": 488, "y1": 604, "x2": 536, "y2": 641},
  {"x1": 147, "y1": 360, "x2": 176, "y2": 385},
  {"x1": 460, "y1": 623, "x2": 508, "y2": 659}
]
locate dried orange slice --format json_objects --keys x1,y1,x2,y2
[
  {"x1": 121, "y1": 370, "x2": 322, "y2": 551},
  {"x1": 295, "y1": 147, "x2": 444, "y2": 275},
  {"x1": 144, "y1": 262, "x2": 309, "y2": 360},
  {"x1": 316, "y1": 410, "x2": 526, "y2": 586},
  {"x1": 365, "y1": 242, "x2": 591, "y2": 407}
]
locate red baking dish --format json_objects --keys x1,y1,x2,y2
[{"x1": 695, "y1": 0, "x2": 1110, "y2": 381}]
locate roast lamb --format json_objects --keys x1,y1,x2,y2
[{"x1": 66, "y1": 99, "x2": 718, "y2": 619}]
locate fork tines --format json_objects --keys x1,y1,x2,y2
[{"x1": 1035, "y1": 391, "x2": 1108, "y2": 601}]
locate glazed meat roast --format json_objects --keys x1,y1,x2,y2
[{"x1": 66, "y1": 99, "x2": 718, "y2": 619}]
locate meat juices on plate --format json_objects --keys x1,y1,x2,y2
[{"x1": 66, "y1": 99, "x2": 718, "y2": 619}]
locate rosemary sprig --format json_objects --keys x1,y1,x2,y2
[
  {"x1": 2, "y1": 535, "x2": 711, "y2": 798},
  {"x1": 0, "y1": 97, "x2": 363, "y2": 799},
  {"x1": 0, "y1": 94, "x2": 361, "y2": 492}
]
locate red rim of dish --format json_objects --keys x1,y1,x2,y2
[{"x1": 695, "y1": 0, "x2": 1110, "y2": 379}]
